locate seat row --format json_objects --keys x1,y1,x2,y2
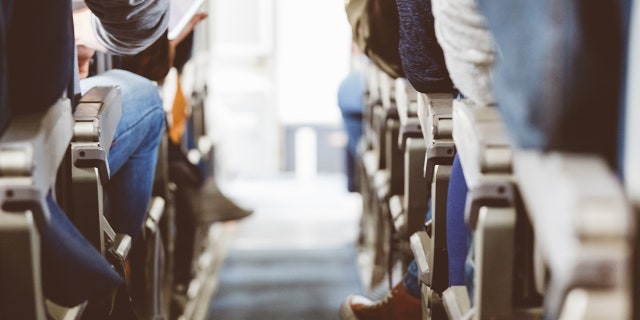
[
  {"x1": 350, "y1": 0, "x2": 638, "y2": 318},
  {"x1": 0, "y1": 2, "x2": 222, "y2": 319}
]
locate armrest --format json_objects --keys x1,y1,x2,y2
[
  {"x1": 449, "y1": 99, "x2": 516, "y2": 229},
  {"x1": 417, "y1": 93, "x2": 454, "y2": 146},
  {"x1": 417, "y1": 93, "x2": 455, "y2": 185},
  {"x1": 430, "y1": 164, "x2": 451, "y2": 293},
  {"x1": 514, "y1": 151, "x2": 633, "y2": 318},
  {"x1": 366, "y1": 64, "x2": 381, "y2": 105},
  {"x1": 72, "y1": 86, "x2": 122, "y2": 183},
  {"x1": 410, "y1": 231, "x2": 432, "y2": 285},
  {"x1": 385, "y1": 118, "x2": 403, "y2": 195},
  {"x1": 474, "y1": 207, "x2": 516, "y2": 319},
  {"x1": 378, "y1": 71, "x2": 395, "y2": 110},
  {"x1": 70, "y1": 86, "x2": 122, "y2": 253},
  {"x1": 404, "y1": 138, "x2": 429, "y2": 238},
  {"x1": 389, "y1": 194, "x2": 405, "y2": 234},
  {"x1": 398, "y1": 119, "x2": 422, "y2": 151},
  {"x1": 443, "y1": 286, "x2": 471, "y2": 320},
  {"x1": 395, "y1": 78, "x2": 418, "y2": 125},
  {"x1": 451, "y1": 99, "x2": 511, "y2": 189}
]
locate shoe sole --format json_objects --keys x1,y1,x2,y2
[{"x1": 339, "y1": 297, "x2": 359, "y2": 320}]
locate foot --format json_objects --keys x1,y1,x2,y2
[
  {"x1": 339, "y1": 284, "x2": 421, "y2": 320},
  {"x1": 195, "y1": 178, "x2": 253, "y2": 223}
]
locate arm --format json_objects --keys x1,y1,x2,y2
[{"x1": 81, "y1": 0, "x2": 169, "y2": 55}]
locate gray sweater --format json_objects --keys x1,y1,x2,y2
[{"x1": 86, "y1": 0, "x2": 170, "y2": 55}]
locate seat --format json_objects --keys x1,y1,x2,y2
[
  {"x1": 356, "y1": 66, "x2": 403, "y2": 294},
  {"x1": 0, "y1": 99, "x2": 74, "y2": 319},
  {"x1": 389, "y1": 78, "x2": 428, "y2": 242},
  {"x1": 0, "y1": 0, "x2": 127, "y2": 317},
  {"x1": 450, "y1": 99, "x2": 541, "y2": 319},
  {"x1": 515, "y1": 152, "x2": 632, "y2": 319},
  {"x1": 410, "y1": 91, "x2": 454, "y2": 319},
  {"x1": 67, "y1": 86, "x2": 130, "y2": 262}
]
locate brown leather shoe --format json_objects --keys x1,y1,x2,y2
[{"x1": 339, "y1": 284, "x2": 422, "y2": 320}]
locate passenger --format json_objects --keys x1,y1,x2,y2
[
  {"x1": 75, "y1": 0, "x2": 169, "y2": 242},
  {"x1": 109, "y1": 11, "x2": 253, "y2": 296},
  {"x1": 338, "y1": 45, "x2": 367, "y2": 193},
  {"x1": 3, "y1": 0, "x2": 168, "y2": 308}
]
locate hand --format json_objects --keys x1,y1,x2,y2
[
  {"x1": 167, "y1": 12, "x2": 208, "y2": 70},
  {"x1": 170, "y1": 13, "x2": 208, "y2": 48},
  {"x1": 77, "y1": 44, "x2": 95, "y2": 79}
]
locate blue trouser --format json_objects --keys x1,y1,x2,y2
[
  {"x1": 342, "y1": 113, "x2": 363, "y2": 192},
  {"x1": 445, "y1": 155, "x2": 470, "y2": 287},
  {"x1": 40, "y1": 70, "x2": 165, "y2": 306},
  {"x1": 403, "y1": 155, "x2": 468, "y2": 298},
  {"x1": 476, "y1": 0, "x2": 629, "y2": 168},
  {"x1": 338, "y1": 70, "x2": 365, "y2": 192},
  {"x1": 80, "y1": 69, "x2": 165, "y2": 238}
]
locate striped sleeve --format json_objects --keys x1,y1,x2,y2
[{"x1": 86, "y1": 0, "x2": 169, "y2": 55}]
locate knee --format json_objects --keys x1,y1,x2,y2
[
  {"x1": 148, "y1": 105, "x2": 166, "y2": 137},
  {"x1": 100, "y1": 70, "x2": 164, "y2": 111}
]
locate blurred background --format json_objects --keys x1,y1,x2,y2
[
  {"x1": 198, "y1": 1, "x2": 365, "y2": 319},
  {"x1": 208, "y1": 0, "x2": 351, "y2": 178}
]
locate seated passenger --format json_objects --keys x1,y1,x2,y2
[
  {"x1": 74, "y1": 0, "x2": 169, "y2": 244},
  {"x1": 3, "y1": 0, "x2": 168, "y2": 308},
  {"x1": 338, "y1": 45, "x2": 367, "y2": 193}
]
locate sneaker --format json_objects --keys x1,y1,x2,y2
[{"x1": 339, "y1": 284, "x2": 421, "y2": 320}]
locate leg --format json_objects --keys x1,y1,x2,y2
[
  {"x1": 80, "y1": 69, "x2": 165, "y2": 238},
  {"x1": 42, "y1": 192, "x2": 123, "y2": 307},
  {"x1": 446, "y1": 155, "x2": 470, "y2": 287}
]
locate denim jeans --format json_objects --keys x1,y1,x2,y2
[
  {"x1": 476, "y1": 0, "x2": 628, "y2": 168},
  {"x1": 402, "y1": 203, "x2": 430, "y2": 298},
  {"x1": 338, "y1": 70, "x2": 365, "y2": 192},
  {"x1": 42, "y1": 193, "x2": 124, "y2": 306},
  {"x1": 80, "y1": 69, "x2": 165, "y2": 238},
  {"x1": 403, "y1": 154, "x2": 469, "y2": 298}
]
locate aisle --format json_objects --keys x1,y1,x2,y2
[{"x1": 206, "y1": 174, "x2": 364, "y2": 320}]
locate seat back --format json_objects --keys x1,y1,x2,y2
[
  {"x1": 0, "y1": 98, "x2": 73, "y2": 320},
  {"x1": 68, "y1": 86, "x2": 122, "y2": 253},
  {"x1": 0, "y1": 1, "x2": 75, "y2": 317}
]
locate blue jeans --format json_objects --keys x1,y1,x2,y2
[
  {"x1": 80, "y1": 69, "x2": 165, "y2": 238},
  {"x1": 403, "y1": 155, "x2": 469, "y2": 299},
  {"x1": 476, "y1": 0, "x2": 628, "y2": 168},
  {"x1": 41, "y1": 70, "x2": 165, "y2": 307},
  {"x1": 403, "y1": 199, "x2": 431, "y2": 298},
  {"x1": 338, "y1": 70, "x2": 365, "y2": 192}
]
